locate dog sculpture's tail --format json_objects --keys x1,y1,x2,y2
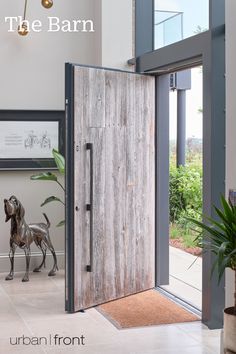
[
  {"x1": 42, "y1": 213, "x2": 51, "y2": 228},
  {"x1": 42, "y1": 213, "x2": 59, "y2": 272}
]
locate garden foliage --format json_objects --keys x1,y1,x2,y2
[{"x1": 169, "y1": 163, "x2": 203, "y2": 227}]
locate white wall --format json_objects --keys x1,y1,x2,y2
[
  {"x1": 225, "y1": 0, "x2": 236, "y2": 308},
  {"x1": 0, "y1": 0, "x2": 101, "y2": 110},
  {"x1": 0, "y1": 171, "x2": 65, "y2": 271},
  {"x1": 0, "y1": 0, "x2": 102, "y2": 270},
  {"x1": 101, "y1": 0, "x2": 134, "y2": 70},
  {"x1": 0, "y1": 0, "x2": 134, "y2": 272}
]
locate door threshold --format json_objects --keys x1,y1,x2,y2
[{"x1": 155, "y1": 287, "x2": 202, "y2": 318}]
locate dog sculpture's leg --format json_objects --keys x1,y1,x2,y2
[
  {"x1": 47, "y1": 245, "x2": 58, "y2": 276},
  {"x1": 22, "y1": 247, "x2": 31, "y2": 282},
  {"x1": 33, "y1": 246, "x2": 46, "y2": 272},
  {"x1": 5, "y1": 242, "x2": 16, "y2": 281}
]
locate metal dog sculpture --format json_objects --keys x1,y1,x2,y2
[{"x1": 4, "y1": 196, "x2": 58, "y2": 282}]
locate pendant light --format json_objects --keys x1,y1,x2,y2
[
  {"x1": 41, "y1": 0, "x2": 53, "y2": 9},
  {"x1": 18, "y1": 0, "x2": 29, "y2": 36},
  {"x1": 17, "y1": 0, "x2": 54, "y2": 36},
  {"x1": 18, "y1": 22, "x2": 29, "y2": 36}
]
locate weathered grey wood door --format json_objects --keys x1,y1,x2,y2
[{"x1": 65, "y1": 64, "x2": 155, "y2": 312}]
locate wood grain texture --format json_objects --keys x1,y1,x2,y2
[
  {"x1": 84, "y1": 68, "x2": 106, "y2": 128},
  {"x1": 73, "y1": 66, "x2": 155, "y2": 310}
]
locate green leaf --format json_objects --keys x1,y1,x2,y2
[
  {"x1": 214, "y1": 205, "x2": 236, "y2": 241},
  {"x1": 217, "y1": 257, "x2": 229, "y2": 283},
  {"x1": 53, "y1": 149, "x2": 65, "y2": 175},
  {"x1": 218, "y1": 241, "x2": 229, "y2": 256},
  {"x1": 220, "y1": 195, "x2": 234, "y2": 223},
  {"x1": 228, "y1": 249, "x2": 236, "y2": 258},
  {"x1": 30, "y1": 172, "x2": 58, "y2": 182},
  {"x1": 214, "y1": 206, "x2": 230, "y2": 225},
  {"x1": 56, "y1": 220, "x2": 65, "y2": 227},
  {"x1": 186, "y1": 217, "x2": 227, "y2": 243},
  {"x1": 210, "y1": 257, "x2": 219, "y2": 278},
  {"x1": 204, "y1": 215, "x2": 227, "y2": 233},
  {"x1": 40, "y1": 196, "x2": 65, "y2": 207}
]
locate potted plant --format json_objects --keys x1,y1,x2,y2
[
  {"x1": 188, "y1": 195, "x2": 236, "y2": 353},
  {"x1": 30, "y1": 149, "x2": 65, "y2": 227}
]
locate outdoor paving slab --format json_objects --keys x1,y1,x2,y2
[{"x1": 163, "y1": 247, "x2": 202, "y2": 309}]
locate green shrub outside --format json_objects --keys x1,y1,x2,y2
[
  {"x1": 169, "y1": 161, "x2": 203, "y2": 247},
  {"x1": 170, "y1": 163, "x2": 202, "y2": 224}
]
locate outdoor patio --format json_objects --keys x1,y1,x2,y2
[{"x1": 162, "y1": 246, "x2": 202, "y2": 310}]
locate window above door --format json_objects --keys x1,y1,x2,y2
[{"x1": 154, "y1": 0, "x2": 209, "y2": 49}]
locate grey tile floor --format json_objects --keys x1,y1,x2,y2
[{"x1": 0, "y1": 270, "x2": 221, "y2": 354}]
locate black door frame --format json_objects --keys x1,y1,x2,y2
[
  {"x1": 135, "y1": 0, "x2": 225, "y2": 329},
  {"x1": 65, "y1": 63, "x2": 75, "y2": 313}
]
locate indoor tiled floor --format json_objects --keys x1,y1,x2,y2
[{"x1": 0, "y1": 270, "x2": 221, "y2": 354}]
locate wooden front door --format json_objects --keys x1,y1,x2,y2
[{"x1": 65, "y1": 64, "x2": 155, "y2": 312}]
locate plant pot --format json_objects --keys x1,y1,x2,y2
[{"x1": 224, "y1": 307, "x2": 236, "y2": 353}]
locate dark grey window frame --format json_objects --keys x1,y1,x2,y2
[{"x1": 135, "y1": 0, "x2": 225, "y2": 329}]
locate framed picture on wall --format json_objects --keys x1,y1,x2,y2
[{"x1": 0, "y1": 111, "x2": 65, "y2": 170}]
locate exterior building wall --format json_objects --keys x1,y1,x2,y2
[
  {"x1": 225, "y1": 0, "x2": 236, "y2": 307},
  {"x1": 0, "y1": 0, "x2": 101, "y2": 110}
]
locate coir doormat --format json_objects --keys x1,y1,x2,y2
[{"x1": 97, "y1": 290, "x2": 199, "y2": 329}]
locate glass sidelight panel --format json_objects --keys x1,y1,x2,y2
[
  {"x1": 154, "y1": 0, "x2": 209, "y2": 49},
  {"x1": 161, "y1": 67, "x2": 203, "y2": 311}
]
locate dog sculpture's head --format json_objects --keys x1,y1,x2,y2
[{"x1": 4, "y1": 196, "x2": 25, "y2": 222}]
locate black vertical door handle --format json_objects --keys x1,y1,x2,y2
[{"x1": 86, "y1": 143, "x2": 93, "y2": 272}]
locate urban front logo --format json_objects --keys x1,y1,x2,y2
[
  {"x1": 5, "y1": 16, "x2": 95, "y2": 34},
  {"x1": 10, "y1": 334, "x2": 86, "y2": 346}
]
